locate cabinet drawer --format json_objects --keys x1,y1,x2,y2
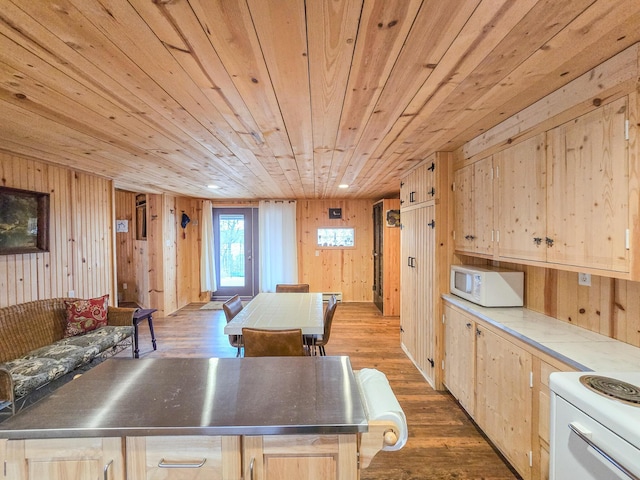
[{"x1": 126, "y1": 435, "x2": 241, "y2": 479}]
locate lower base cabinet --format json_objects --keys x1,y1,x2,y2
[
  {"x1": 243, "y1": 434, "x2": 357, "y2": 480},
  {"x1": 1, "y1": 434, "x2": 362, "y2": 480},
  {"x1": 0, "y1": 437, "x2": 125, "y2": 480},
  {"x1": 444, "y1": 301, "x2": 575, "y2": 480}
]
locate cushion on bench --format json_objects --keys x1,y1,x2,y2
[{"x1": 0, "y1": 325, "x2": 132, "y2": 398}]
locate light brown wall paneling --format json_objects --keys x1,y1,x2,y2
[
  {"x1": 176, "y1": 197, "x2": 207, "y2": 307},
  {"x1": 493, "y1": 261, "x2": 640, "y2": 349},
  {"x1": 0, "y1": 153, "x2": 114, "y2": 308},
  {"x1": 297, "y1": 199, "x2": 373, "y2": 302},
  {"x1": 114, "y1": 190, "x2": 136, "y2": 303}
]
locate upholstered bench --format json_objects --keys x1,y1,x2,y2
[{"x1": 0, "y1": 296, "x2": 135, "y2": 415}]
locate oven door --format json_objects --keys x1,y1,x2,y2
[{"x1": 550, "y1": 395, "x2": 640, "y2": 480}]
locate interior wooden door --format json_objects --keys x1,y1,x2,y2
[
  {"x1": 400, "y1": 208, "x2": 417, "y2": 358},
  {"x1": 372, "y1": 202, "x2": 384, "y2": 312},
  {"x1": 546, "y1": 96, "x2": 629, "y2": 271},
  {"x1": 495, "y1": 134, "x2": 547, "y2": 262}
]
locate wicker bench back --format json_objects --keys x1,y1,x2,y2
[{"x1": 0, "y1": 298, "x2": 70, "y2": 363}]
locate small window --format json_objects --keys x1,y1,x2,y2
[{"x1": 317, "y1": 227, "x2": 355, "y2": 248}]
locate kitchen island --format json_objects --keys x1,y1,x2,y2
[{"x1": 0, "y1": 356, "x2": 399, "y2": 479}]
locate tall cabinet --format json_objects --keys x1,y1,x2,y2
[{"x1": 399, "y1": 153, "x2": 451, "y2": 389}]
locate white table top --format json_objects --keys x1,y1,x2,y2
[{"x1": 223, "y1": 292, "x2": 324, "y2": 335}]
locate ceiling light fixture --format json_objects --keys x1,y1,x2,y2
[
  {"x1": 338, "y1": 184, "x2": 349, "y2": 189},
  {"x1": 207, "y1": 184, "x2": 219, "y2": 189}
]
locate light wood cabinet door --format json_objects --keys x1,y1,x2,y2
[
  {"x1": 454, "y1": 156, "x2": 493, "y2": 255},
  {"x1": 495, "y1": 134, "x2": 547, "y2": 262},
  {"x1": 443, "y1": 305, "x2": 475, "y2": 416},
  {"x1": 1, "y1": 437, "x2": 125, "y2": 480},
  {"x1": 475, "y1": 325, "x2": 533, "y2": 480},
  {"x1": 546, "y1": 96, "x2": 629, "y2": 272},
  {"x1": 400, "y1": 208, "x2": 418, "y2": 358},
  {"x1": 243, "y1": 434, "x2": 357, "y2": 480},
  {"x1": 126, "y1": 435, "x2": 241, "y2": 479},
  {"x1": 400, "y1": 161, "x2": 436, "y2": 207},
  {"x1": 400, "y1": 205, "x2": 437, "y2": 384},
  {"x1": 453, "y1": 163, "x2": 474, "y2": 253}
]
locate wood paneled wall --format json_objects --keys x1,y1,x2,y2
[
  {"x1": 297, "y1": 199, "x2": 373, "y2": 301},
  {"x1": 0, "y1": 153, "x2": 114, "y2": 308},
  {"x1": 115, "y1": 191, "x2": 208, "y2": 314},
  {"x1": 457, "y1": 255, "x2": 640, "y2": 349}
]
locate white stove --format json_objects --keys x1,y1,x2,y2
[{"x1": 550, "y1": 371, "x2": 640, "y2": 480}]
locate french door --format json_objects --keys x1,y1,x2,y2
[{"x1": 212, "y1": 208, "x2": 259, "y2": 299}]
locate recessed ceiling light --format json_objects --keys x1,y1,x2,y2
[
  {"x1": 207, "y1": 184, "x2": 219, "y2": 189},
  {"x1": 338, "y1": 184, "x2": 349, "y2": 189}
]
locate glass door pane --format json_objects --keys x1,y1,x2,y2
[{"x1": 212, "y1": 208, "x2": 258, "y2": 299}]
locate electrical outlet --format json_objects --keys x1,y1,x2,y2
[
  {"x1": 122, "y1": 283, "x2": 128, "y2": 290},
  {"x1": 578, "y1": 273, "x2": 591, "y2": 286}
]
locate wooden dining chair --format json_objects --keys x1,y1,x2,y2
[
  {"x1": 223, "y1": 295, "x2": 244, "y2": 357},
  {"x1": 275, "y1": 283, "x2": 310, "y2": 293},
  {"x1": 242, "y1": 328, "x2": 307, "y2": 357},
  {"x1": 305, "y1": 294, "x2": 338, "y2": 356}
]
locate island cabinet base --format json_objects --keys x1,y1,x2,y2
[
  {"x1": 126, "y1": 435, "x2": 242, "y2": 479},
  {"x1": 242, "y1": 434, "x2": 359, "y2": 480},
  {"x1": 243, "y1": 434, "x2": 358, "y2": 480},
  {"x1": 0, "y1": 437, "x2": 125, "y2": 480}
]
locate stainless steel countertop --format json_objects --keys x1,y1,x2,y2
[{"x1": 0, "y1": 356, "x2": 368, "y2": 439}]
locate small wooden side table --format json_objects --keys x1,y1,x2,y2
[{"x1": 132, "y1": 308, "x2": 157, "y2": 358}]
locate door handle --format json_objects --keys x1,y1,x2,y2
[{"x1": 568, "y1": 423, "x2": 639, "y2": 480}]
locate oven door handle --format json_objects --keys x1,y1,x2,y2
[{"x1": 569, "y1": 422, "x2": 640, "y2": 480}]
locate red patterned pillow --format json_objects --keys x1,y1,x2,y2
[{"x1": 64, "y1": 294, "x2": 109, "y2": 337}]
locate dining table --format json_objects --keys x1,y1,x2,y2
[{"x1": 223, "y1": 292, "x2": 324, "y2": 336}]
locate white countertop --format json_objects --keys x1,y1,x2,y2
[{"x1": 443, "y1": 294, "x2": 640, "y2": 372}]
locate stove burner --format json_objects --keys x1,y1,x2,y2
[{"x1": 580, "y1": 375, "x2": 640, "y2": 406}]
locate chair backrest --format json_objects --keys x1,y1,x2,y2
[
  {"x1": 322, "y1": 294, "x2": 338, "y2": 343},
  {"x1": 223, "y1": 295, "x2": 243, "y2": 323},
  {"x1": 275, "y1": 283, "x2": 310, "y2": 293},
  {"x1": 242, "y1": 328, "x2": 306, "y2": 357}
]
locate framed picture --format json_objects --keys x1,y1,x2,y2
[
  {"x1": 0, "y1": 186, "x2": 50, "y2": 255},
  {"x1": 386, "y1": 209, "x2": 400, "y2": 227}
]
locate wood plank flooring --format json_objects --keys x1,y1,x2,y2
[{"x1": 126, "y1": 301, "x2": 520, "y2": 479}]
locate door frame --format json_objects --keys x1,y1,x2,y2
[{"x1": 211, "y1": 207, "x2": 259, "y2": 300}]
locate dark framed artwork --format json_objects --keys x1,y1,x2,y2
[{"x1": 0, "y1": 186, "x2": 50, "y2": 254}]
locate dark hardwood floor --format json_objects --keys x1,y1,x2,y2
[{"x1": 126, "y1": 301, "x2": 520, "y2": 480}]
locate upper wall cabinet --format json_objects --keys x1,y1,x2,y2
[
  {"x1": 545, "y1": 97, "x2": 629, "y2": 272},
  {"x1": 400, "y1": 161, "x2": 436, "y2": 207},
  {"x1": 453, "y1": 156, "x2": 494, "y2": 256},
  {"x1": 456, "y1": 95, "x2": 634, "y2": 278},
  {"x1": 495, "y1": 134, "x2": 547, "y2": 262}
]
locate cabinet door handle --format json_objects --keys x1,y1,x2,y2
[
  {"x1": 465, "y1": 323, "x2": 472, "y2": 329},
  {"x1": 410, "y1": 191, "x2": 416, "y2": 202},
  {"x1": 103, "y1": 459, "x2": 113, "y2": 480},
  {"x1": 533, "y1": 237, "x2": 542, "y2": 245},
  {"x1": 545, "y1": 237, "x2": 554, "y2": 247},
  {"x1": 158, "y1": 458, "x2": 206, "y2": 468}
]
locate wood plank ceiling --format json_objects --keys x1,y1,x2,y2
[{"x1": 1, "y1": 0, "x2": 639, "y2": 199}]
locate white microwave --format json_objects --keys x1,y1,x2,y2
[{"x1": 450, "y1": 265, "x2": 524, "y2": 307}]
